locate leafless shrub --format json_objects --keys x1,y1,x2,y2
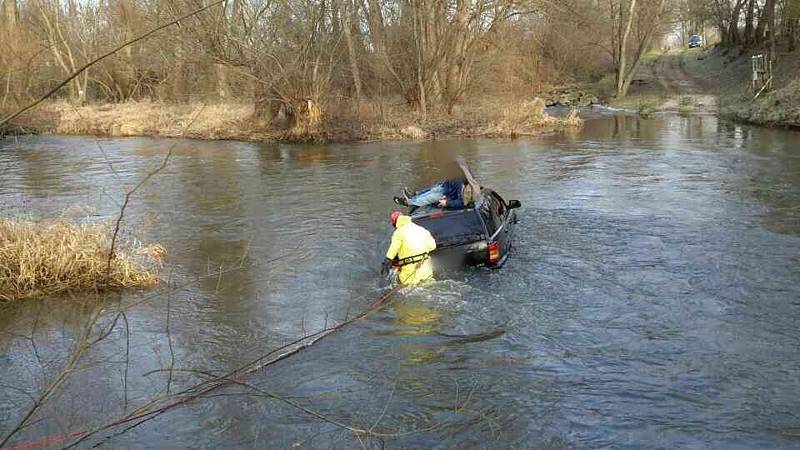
[{"x1": 0, "y1": 218, "x2": 163, "y2": 302}]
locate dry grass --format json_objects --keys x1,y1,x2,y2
[
  {"x1": 0, "y1": 218, "x2": 164, "y2": 302},
  {"x1": 47, "y1": 101, "x2": 255, "y2": 140},
  {"x1": 345, "y1": 96, "x2": 583, "y2": 140},
  {"x1": 500, "y1": 98, "x2": 583, "y2": 128},
  {"x1": 4, "y1": 96, "x2": 583, "y2": 142}
]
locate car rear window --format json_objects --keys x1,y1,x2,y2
[{"x1": 413, "y1": 209, "x2": 485, "y2": 246}]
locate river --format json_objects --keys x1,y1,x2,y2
[{"x1": 1, "y1": 112, "x2": 800, "y2": 448}]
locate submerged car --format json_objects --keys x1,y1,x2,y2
[
  {"x1": 411, "y1": 189, "x2": 520, "y2": 268},
  {"x1": 688, "y1": 35, "x2": 703, "y2": 48}
]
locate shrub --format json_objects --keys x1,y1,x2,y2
[{"x1": 0, "y1": 218, "x2": 164, "y2": 302}]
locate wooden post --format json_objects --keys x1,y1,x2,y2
[{"x1": 751, "y1": 54, "x2": 773, "y2": 94}]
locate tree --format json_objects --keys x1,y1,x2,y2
[{"x1": 615, "y1": 0, "x2": 669, "y2": 97}]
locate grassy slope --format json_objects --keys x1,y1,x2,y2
[{"x1": 682, "y1": 46, "x2": 800, "y2": 128}]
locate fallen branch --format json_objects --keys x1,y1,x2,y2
[
  {"x1": 752, "y1": 76, "x2": 773, "y2": 101},
  {"x1": 60, "y1": 285, "x2": 403, "y2": 449}
]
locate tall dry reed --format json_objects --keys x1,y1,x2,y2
[{"x1": 0, "y1": 218, "x2": 164, "y2": 302}]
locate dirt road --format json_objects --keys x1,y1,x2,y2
[
  {"x1": 653, "y1": 50, "x2": 716, "y2": 94},
  {"x1": 616, "y1": 49, "x2": 718, "y2": 114}
]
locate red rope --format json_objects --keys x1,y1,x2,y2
[{"x1": 4, "y1": 431, "x2": 86, "y2": 450}]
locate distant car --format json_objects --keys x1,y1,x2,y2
[
  {"x1": 411, "y1": 189, "x2": 520, "y2": 268},
  {"x1": 688, "y1": 35, "x2": 703, "y2": 48}
]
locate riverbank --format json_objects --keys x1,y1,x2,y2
[
  {"x1": 602, "y1": 46, "x2": 799, "y2": 127},
  {"x1": 681, "y1": 46, "x2": 800, "y2": 128},
  {"x1": 0, "y1": 97, "x2": 582, "y2": 142}
]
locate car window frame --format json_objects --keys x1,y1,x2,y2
[
  {"x1": 491, "y1": 192, "x2": 507, "y2": 218},
  {"x1": 475, "y1": 192, "x2": 499, "y2": 241},
  {"x1": 478, "y1": 198, "x2": 496, "y2": 235},
  {"x1": 486, "y1": 192, "x2": 505, "y2": 233}
]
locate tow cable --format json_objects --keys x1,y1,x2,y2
[{"x1": 3, "y1": 285, "x2": 403, "y2": 450}]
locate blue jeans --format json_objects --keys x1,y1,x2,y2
[{"x1": 409, "y1": 184, "x2": 445, "y2": 207}]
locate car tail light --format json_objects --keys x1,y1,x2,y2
[{"x1": 488, "y1": 242, "x2": 500, "y2": 264}]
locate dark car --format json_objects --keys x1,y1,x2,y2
[
  {"x1": 411, "y1": 189, "x2": 521, "y2": 268},
  {"x1": 688, "y1": 35, "x2": 703, "y2": 48}
]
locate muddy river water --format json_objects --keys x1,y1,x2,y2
[{"x1": 1, "y1": 112, "x2": 800, "y2": 448}]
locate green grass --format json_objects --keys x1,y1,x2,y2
[
  {"x1": 608, "y1": 94, "x2": 663, "y2": 115},
  {"x1": 678, "y1": 96, "x2": 694, "y2": 114}
]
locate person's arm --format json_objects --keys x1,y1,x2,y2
[
  {"x1": 382, "y1": 231, "x2": 402, "y2": 274},
  {"x1": 443, "y1": 184, "x2": 465, "y2": 209},
  {"x1": 444, "y1": 197, "x2": 463, "y2": 209},
  {"x1": 385, "y1": 231, "x2": 402, "y2": 260}
]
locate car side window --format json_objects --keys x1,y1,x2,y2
[
  {"x1": 479, "y1": 201, "x2": 496, "y2": 235},
  {"x1": 485, "y1": 194, "x2": 504, "y2": 234},
  {"x1": 492, "y1": 192, "x2": 506, "y2": 217}
]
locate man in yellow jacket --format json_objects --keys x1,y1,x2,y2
[{"x1": 382, "y1": 211, "x2": 437, "y2": 286}]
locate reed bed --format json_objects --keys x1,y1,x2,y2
[{"x1": 0, "y1": 218, "x2": 164, "y2": 302}]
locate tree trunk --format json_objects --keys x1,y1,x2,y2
[
  {"x1": 619, "y1": 0, "x2": 667, "y2": 97},
  {"x1": 338, "y1": 0, "x2": 363, "y2": 105},
  {"x1": 788, "y1": 0, "x2": 800, "y2": 51},
  {"x1": 173, "y1": 47, "x2": 185, "y2": 101},
  {"x1": 412, "y1": 0, "x2": 426, "y2": 116},
  {"x1": 423, "y1": 0, "x2": 441, "y2": 103},
  {"x1": 41, "y1": 7, "x2": 84, "y2": 102},
  {"x1": 215, "y1": 63, "x2": 229, "y2": 100},
  {"x1": 788, "y1": 2, "x2": 799, "y2": 51},
  {"x1": 610, "y1": 0, "x2": 619, "y2": 70},
  {"x1": 744, "y1": 0, "x2": 756, "y2": 45},
  {"x1": 727, "y1": 0, "x2": 745, "y2": 46},
  {"x1": 253, "y1": 88, "x2": 282, "y2": 127},
  {"x1": 232, "y1": 0, "x2": 242, "y2": 25},
  {"x1": 766, "y1": 0, "x2": 776, "y2": 61},
  {"x1": 364, "y1": 0, "x2": 385, "y2": 55},
  {"x1": 755, "y1": 4, "x2": 768, "y2": 42},
  {"x1": 364, "y1": 0, "x2": 405, "y2": 92},
  {"x1": 444, "y1": 0, "x2": 469, "y2": 113},
  {"x1": 616, "y1": 0, "x2": 637, "y2": 96}
]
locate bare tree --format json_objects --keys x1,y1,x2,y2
[{"x1": 614, "y1": 0, "x2": 668, "y2": 97}]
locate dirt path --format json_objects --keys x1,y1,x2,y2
[
  {"x1": 650, "y1": 50, "x2": 718, "y2": 113},
  {"x1": 654, "y1": 50, "x2": 715, "y2": 94}
]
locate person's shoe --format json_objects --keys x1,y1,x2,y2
[
  {"x1": 393, "y1": 196, "x2": 409, "y2": 206},
  {"x1": 403, "y1": 187, "x2": 415, "y2": 198}
]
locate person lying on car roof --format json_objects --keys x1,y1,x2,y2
[{"x1": 394, "y1": 177, "x2": 474, "y2": 209}]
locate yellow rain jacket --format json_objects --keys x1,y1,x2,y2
[{"x1": 386, "y1": 215, "x2": 437, "y2": 285}]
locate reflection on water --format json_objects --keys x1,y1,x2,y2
[
  {"x1": 393, "y1": 301, "x2": 444, "y2": 336},
  {"x1": 1, "y1": 114, "x2": 800, "y2": 448}
]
